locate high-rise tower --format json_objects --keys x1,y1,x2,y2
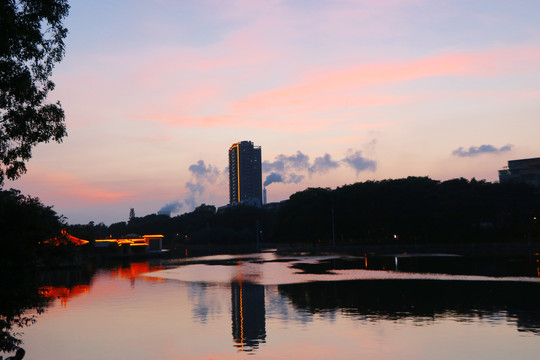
[{"x1": 229, "y1": 141, "x2": 262, "y2": 206}]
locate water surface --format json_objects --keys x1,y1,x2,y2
[{"x1": 9, "y1": 252, "x2": 540, "y2": 359}]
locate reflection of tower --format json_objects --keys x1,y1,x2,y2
[
  {"x1": 231, "y1": 281, "x2": 266, "y2": 351},
  {"x1": 229, "y1": 141, "x2": 263, "y2": 206}
]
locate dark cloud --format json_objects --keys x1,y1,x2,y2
[
  {"x1": 452, "y1": 144, "x2": 513, "y2": 157},
  {"x1": 263, "y1": 151, "x2": 310, "y2": 186},
  {"x1": 308, "y1": 153, "x2": 339, "y2": 175},
  {"x1": 184, "y1": 180, "x2": 205, "y2": 210},
  {"x1": 264, "y1": 172, "x2": 284, "y2": 187},
  {"x1": 262, "y1": 159, "x2": 284, "y2": 173},
  {"x1": 263, "y1": 151, "x2": 310, "y2": 173},
  {"x1": 159, "y1": 160, "x2": 222, "y2": 214},
  {"x1": 184, "y1": 160, "x2": 222, "y2": 210},
  {"x1": 287, "y1": 173, "x2": 304, "y2": 184},
  {"x1": 263, "y1": 148, "x2": 375, "y2": 185},
  {"x1": 189, "y1": 160, "x2": 220, "y2": 183},
  {"x1": 185, "y1": 180, "x2": 205, "y2": 195},
  {"x1": 342, "y1": 150, "x2": 377, "y2": 174},
  {"x1": 263, "y1": 172, "x2": 305, "y2": 187},
  {"x1": 158, "y1": 201, "x2": 183, "y2": 214}
]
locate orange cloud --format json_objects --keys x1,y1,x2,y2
[
  {"x1": 20, "y1": 170, "x2": 137, "y2": 205},
  {"x1": 131, "y1": 114, "x2": 237, "y2": 128},
  {"x1": 129, "y1": 89, "x2": 409, "y2": 132}
]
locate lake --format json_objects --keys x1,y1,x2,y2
[{"x1": 10, "y1": 251, "x2": 540, "y2": 359}]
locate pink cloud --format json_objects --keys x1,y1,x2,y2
[
  {"x1": 239, "y1": 93, "x2": 416, "y2": 116},
  {"x1": 127, "y1": 85, "x2": 226, "y2": 122},
  {"x1": 170, "y1": 86, "x2": 222, "y2": 106},
  {"x1": 234, "y1": 49, "x2": 528, "y2": 110},
  {"x1": 131, "y1": 111, "x2": 391, "y2": 133},
  {"x1": 126, "y1": 45, "x2": 540, "y2": 133},
  {"x1": 124, "y1": 134, "x2": 175, "y2": 143},
  {"x1": 131, "y1": 114, "x2": 237, "y2": 128}
]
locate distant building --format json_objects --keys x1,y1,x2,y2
[
  {"x1": 499, "y1": 157, "x2": 540, "y2": 188},
  {"x1": 229, "y1": 141, "x2": 263, "y2": 207}
]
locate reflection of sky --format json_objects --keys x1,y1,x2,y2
[
  {"x1": 188, "y1": 283, "x2": 224, "y2": 324},
  {"x1": 18, "y1": 254, "x2": 540, "y2": 360}
]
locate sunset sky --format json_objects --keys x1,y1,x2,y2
[{"x1": 10, "y1": 0, "x2": 540, "y2": 225}]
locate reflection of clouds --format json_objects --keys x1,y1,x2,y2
[
  {"x1": 265, "y1": 287, "x2": 315, "y2": 325},
  {"x1": 188, "y1": 283, "x2": 223, "y2": 324},
  {"x1": 324, "y1": 311, "x2": 337, "y2": 323}
]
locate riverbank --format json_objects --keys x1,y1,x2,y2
[
  {"x1": 33, "y1": 239, "x2": 540, "y2": 271},
  {"x1": 165, "y1": 239, "x2": 540, "y2": 258}
]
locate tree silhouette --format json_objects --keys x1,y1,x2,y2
[
  {"x1": 0, "y1": 188, "x2": 63, "y2": 352},
  {"x1": 0, "y1": 0, "x2": 70, "y2": 185}
]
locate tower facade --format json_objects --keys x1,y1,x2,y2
[{"x1": 229, "y1": 141, "x2": 262, "y2": 206}]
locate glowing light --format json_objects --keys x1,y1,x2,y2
[
  {"x1": 237, "y1": 144, "x2": 240, "y2": 202},
  {"x1": 94, "y1": 234, "x2": 164, "y2": 248},
  {"x1": 46, "y1": 229, "x2": 89, "y2": 246},
  {"x1": 239, "y1": 282, "x2": 245, "y2": 351},
  {"x1": 229, "y1": 142, "x2": 241, "y2": 203}
]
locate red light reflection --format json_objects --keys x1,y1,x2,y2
[
  {"x1": 111, "y1": 262, "x2": 164, "y2": 283},
  {"x1": 40, "y1": 285, "x2": 90, "y2": 307}
]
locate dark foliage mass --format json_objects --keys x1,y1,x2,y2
[
  {"x1": 68, "y1": 177, "x2": 540, "y2": 247},
  {"x1": 0, "y1": 188, "x2": 64, "y2": 258},
  {"x1": 0, "y1": 265, "x2": 47, "y2": 352},
  {"x1": 274, "y1": 177, "x2": 540, "y2": 244},
  {"x1": 0, "y1": 0, "x2": 69, "y2": 185},
  {"x1": 0, "y1": 189, "x2": 64, "y2": 352}
]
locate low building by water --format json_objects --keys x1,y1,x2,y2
[{"x1": 95, "y1": 234, "x2": 163, "y2": 254}]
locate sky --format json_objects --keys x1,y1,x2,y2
[{"x1": 9, "y1": 0, "x2": 540, "y2": 225}]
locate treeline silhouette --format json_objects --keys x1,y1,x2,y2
[
  {"x1": 67, "y1": 177, "x2": 540, "y2": 247},
  {"x1": 275, "y1": 176, "x2": 540, "y2": 244},
  {"x1": 68, "y1": 203, "x2": 270, "y2": 248}
]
